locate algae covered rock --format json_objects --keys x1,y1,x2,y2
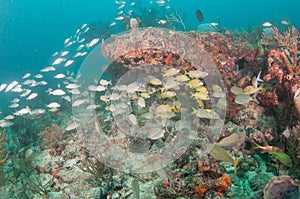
[{"x1": 249, "y1": 173, "x2": 271, "y2": 198}]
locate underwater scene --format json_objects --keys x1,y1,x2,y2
[{"x1": 1, "y1": 0, "x2": 300, "y2": 198}]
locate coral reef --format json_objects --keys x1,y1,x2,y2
[
  {"x1": 1, "y1": 13, "x2": 300, "y2": 198},
  {"x1": 153, "y1": 152, "x2": 234, "y2": 198},
  {"x1": 262, "y1": 26, "x2": 300, "y2": 117},
  {"x1": 81, "y1": 25, "x2": 300, "y2": 198},
  {"x1": 102, "y1": 28, "x2": 198, "y2": 70},
  {"x1": 187, "y1": 31, "x2": 266, "y2": 121},
  {"x1": 189, "y1": 31, "x2": 262, "y2": 88}
]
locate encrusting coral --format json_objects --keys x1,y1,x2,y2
[{"x1": 39, "y1": 124, "x2": 63, "y2": 149}]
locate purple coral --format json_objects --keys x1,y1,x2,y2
[{"x1": 263, "y1": 175, "x2": 300, "y2": 199}]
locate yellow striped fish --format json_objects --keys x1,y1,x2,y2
[{"x1": 206, "y1": 143, "x2": 238, "y2": 175}]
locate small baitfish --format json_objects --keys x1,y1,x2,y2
[
  {"x1": 191, "y1": 91, "x2": 210, "y2": 101},
  {"x1": 174, "y1": 74, "x2": 190, "y2": 82},
  {"x1": 87, "y1": 38, "x2": 100, "y2": 48},
  {"x1": 163, "y1": 68, "x2": 180, "y2": 77},
  {"x1": 243, "y1": 84, "x2": 264, "y2": 95},
  {"x1": 34, "y1": 74, "x2": 43, "y2": 79},
  {"x1": 161, "y1": 91, "x2": 176, "y2": 98},
  {"x1": 230, "y1": 86, "x2": 244, "y2": 95},
  {"x1": 186, "y1": 79, "x2": 203, "y2": 88},
  {"x1": 234, "y1": 93, "x2": 251, "y2": 105},
  {"x1": 206, "y1": 143, "x2": 238, "y2": 175},
  {"x1": 192, "y1": 108, "x2": 220, "y2": 119},
  {"x1": 149, "y1": 77, "x2": 162, "y2": 85},
  {"x1": 186, "y1": 70, "x2": 208, "y2": 79}
]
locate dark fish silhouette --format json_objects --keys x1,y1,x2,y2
[{"x1": 196, "y1": 9, "x2": 203, "y2": 22}]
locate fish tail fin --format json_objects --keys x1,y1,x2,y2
[
  {"x1": 251, "y1": 141, "x2": 264, "y2": 150},
  {"x1": 160, "y1": 87, "x2": 167, "y2": 94},
  {"x1": 26, "y1": 106, "x2": 32, "y2": 115},
  {"x1": 191, "y1": 107, "x2": 197, "y2": 114},
  {"x1": 190, "y1": 91, "x2": 195, "y2": 98},
  {"x1": 251, "y1": 92, "x2": 260, "y2": 104},
  {"x1": 257, "y1": 71, "x2": 264, "y2": 83},
  {"x1": 233, "y1": 159, "x2": 238, "y2": 176}
]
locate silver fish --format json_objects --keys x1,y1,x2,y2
[
  {"x1": 0, "y1": 120, "x2": 13, "y2": 128},
  {"x1": 14, "y1": 107, "x2": 31, "y2": 116},
  {"x1": 76, "y1": 44, "x2": 85, "y2": 51},
  {"x1": 234, "y1": 93, "x2": 251, "y2": 105},
  {"x1": 80, "y1": 23, "x2": 87, "y2": 29},
  {"x1": 20, "y1": 89, "x2": 31, "y2": 97},
  {"x1": 4, "y1": 115, "x2": 15, "y2": 120},
  {"x1": 9, "y1": 103, "x2": 19, "y2": 108},
  {"x1": 53, "y1": 58, "x2": 66, "y2": 65},
  {"x1": 54, "y1": 73, "x2": 66, "y2": 79},
  {"x1": 66, "y1": 83, "x2": 80, "y2": 89},
  {"x1": 87, "y1": 38, "x2": 99, "y2": 48},
  {"x1": 11, "y1": 98, "x2": 20, "y2": 103},
  {"x1": 47, "y1": 102, "x2": 61, "y2": 108},
  {"x1": 0, "y1": 84, "x2": 7, "y2": 92},
  {"x1": 11, "y1": 85, "x2": 23, "y2": 93},
  {"x1": 72, "y1": 99, "x2": 87, "y2": 107},
  {"x1": 64, "y1": 38, "x2": 71, "y2": 45},
  {"x1": 22, "y1": 73, "x2": 31, "y2": 79},
  {"x1": 5, "y1": 81, "x2": 18, "y2": 92},
  {"x1": 41, "y1": 66, "x2": 56, "y2": 72},
  {"x1": 65, "y1": 122, "x2": 80, "y2": 131},
  {"x1": 27, "y1": 93, "x2": 38, "y2": 100},
  {"x1": 115, "y1": 16, "x2": 125, "y2": 21},
  {"x1": 49, "y1": 89, "x2": 66, "y2": 96},
  {"x1": 34, "y1": 74, "x2": 43, "y2": 79},
  {"x1": 61, "y1": 51, "x2": 69, "y2": 56}
]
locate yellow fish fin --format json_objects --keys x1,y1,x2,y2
[
  {"x1": 233, "y1": 159, "x2": 238, "y2": 176},
  {"x1": 191, "y1": 107, "x2": 197, "y2": 114}
]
